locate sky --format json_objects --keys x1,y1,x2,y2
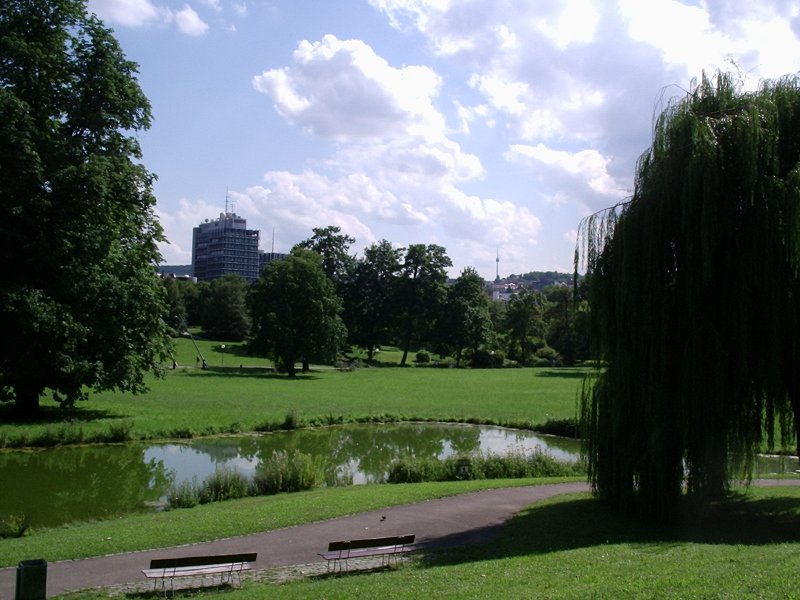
[{"x1": 88, "y1": 0, "x2": 800, "y2": 279}]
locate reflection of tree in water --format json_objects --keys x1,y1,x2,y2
[
  {"x1": 250, "y1": 424, "x2": 482, "y2": 483},
  {"x1": 190, "y1": 437, "x2": 244, "y2": 464},
  {"x1": 0, "y1": 444, "x2": 172, "y2": 528}
]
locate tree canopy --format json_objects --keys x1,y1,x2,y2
[
  {"x1": 0, "y1": 0, "x2": 170, "y2": 416},
  {"x1": 578, "y1": 73, "x2": 800, "y2": 520},
  {"x1": 249, "y1": 248, "x2": 346, "y2": 377},
  {"x1": 396, "y1": 244, "x2": 452, "y2": 366}
]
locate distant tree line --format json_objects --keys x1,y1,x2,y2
[{"x1": 162, "y1": 226, "x2": 590, "y2": 374}]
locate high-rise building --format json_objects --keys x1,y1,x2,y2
[{"x1": 192, "y1": 213, "x2": 260, "y2": 282}]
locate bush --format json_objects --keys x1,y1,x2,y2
[
  {"x1": 387, "y1": 456, "x2": 445, "y2": 483},
  {"x1": 387, "y1": 449, "x2": 584, "y2": 484},
  {"x1": 252, "y1": 450, "x2": 326, "y2": 494},
  {"x1": 0, "y1": 514, "x2": 30, "y2": 539},
  {"x1": 166, "y1": 477, "x2": 202, "y2": 509},
  {"x1": 469, "y1": 349, "x2": 505, "y2": 368},
  {"x1": 199, "y1": 467, "x2": 250, "y2": 503},
  {"x1": 414, "y1": 350, "x2": 431, "y2": 364},
  {"x1": 536, "y1": 417, "x2": 579, "y2": 438},
  {"x1": 534, "y1": 346, "x2": 562, "y2": 366},
  {"x1": 282, "y1": 410, "x2": 301, "y2": 430}
]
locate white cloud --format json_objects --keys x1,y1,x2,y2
[
  {"x1": 535, "y1": 0, "x2": 600, "y2": 49},
  {"x1": 506, "y1": 144, "x2": 626, "y2": 212},
  {"x1": 174, "y1": 4, "x2": 209, "y2": 36},
  {"x1": 232, "y1": 2, "x2": 248, "y2": 17},
  {"x1": 157, "y1": 197, "x2": 221, "y2": 264},
  {"x1": 89, "y1": 0, "x2": 163, "y2": 27},
  {"x1": 253, "y1": 35, "x2": 444, "y2": 143},
  {"x1": 90, "y1": 0, "x2": 213, "y2": 36},
  {"x1": 200, "y1": 0, "x2": 222, "y2": 12}
]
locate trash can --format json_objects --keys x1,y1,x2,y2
[{"x1": 15, "y1": 559, "x2": 47, "y2": 600}]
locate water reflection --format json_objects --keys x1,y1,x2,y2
[
  {"x1": 143, "y1": 423, "x2": 577, "y2": 488},
  {"x1": 0, "y1": 444, "x2": 172, "y2": 528},
  {"x1": 2, "y1": 423, "x2": 796, "y2": 530}
]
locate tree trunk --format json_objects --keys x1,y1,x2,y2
[
  {"x1": 14, "y1": 386, "x2": 41, "y2": 419},
  {"x1": 302, "y1": 358, "x2": 310, "y2": 373}
]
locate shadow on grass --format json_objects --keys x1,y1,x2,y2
[
  {"x1": 421, "y1": 491, "x2": 800, "y2": 569},
  {"x1": 533, "y1": 368, "x2": 591, "y2": 379},
  {"x1": 0, "y1": 403, "x2": 128, "y2": 425},
  {"x1": 181, "y1": 367, "x2": 321, "y2": 381},
  {"x1": 122, "y1": 582, "x2": 233, "y2": 599}
]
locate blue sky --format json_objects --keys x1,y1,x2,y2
[{"x1": 89, "y1": 0, "x2": 800, "y2": 279}]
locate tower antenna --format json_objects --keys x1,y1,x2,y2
[{"x1": 495, "y1": 247, "x2": 500, "y2": 282}]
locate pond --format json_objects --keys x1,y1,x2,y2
[
  {"x1": 1, "y1": 423, "x2": 796, "y2": 530},
  {"x1": 0, "y1": 423, "x2": 579, "y2": 529}
]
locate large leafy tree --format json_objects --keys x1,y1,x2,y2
[
  {"x1": 200, "y1": 274, "x2": 251, "y2": 341},
  {"x1": 396, "y1": 244, "x2": 452, "y2": 366},
  {"x1": 0, "y1": 0, "x2": 170, "y2": 417},
  {"x1": 345, "y1": 240, "x2": 403, "y2": 361},
  {"x1": 504, "y1": 288, "x2": 545, "y2": 365},
  {"x1": 578, "y1": 73, "x2": 800, "y2": 520},
  {"x1": 295, "y1": 226, "x2": 356, "y2": 291},
  {"x1": 249, "y1": 248, "x2": 346, "y2": 377},
  {"x1": 434, "y1": 267, "x2": 493, "y2": 366}
]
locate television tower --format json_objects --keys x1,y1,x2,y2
[{"x1": 495, "y1": 248, "x2": 500, "y2": 282}]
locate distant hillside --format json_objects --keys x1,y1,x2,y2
[
  {"x1": 503, "y1": 271, "x2": 573, "y2": 290},
  {"x1": 158, "y1": 264, "x2": 193, "y2": 277}
]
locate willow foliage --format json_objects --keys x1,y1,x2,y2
[{"x1": 577, "y1": 73, "x2": 800, "y2": 520}]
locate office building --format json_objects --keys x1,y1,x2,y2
[{"x1": 192, "y1": 213, "x2": 260, "y2": 282}]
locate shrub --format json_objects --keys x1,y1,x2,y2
[
  {"x1": 0, "y1": 514, "x2": 30, "y2": 539},
  {"x1": 102, "y1": 420, "x2": 133, "y2": 443},
  {"x1": 282, "y1": 410, "x2": 301, "y2": 430},
  {"x1": 469, "y1": 349, "x2": 505, "y2": 368},
  {"x1": 252, "y1": 450, "x2": 325, "y2": 494},
  {"x1": 166, "y1": 477, "x2": 202, "y2": 509},
  {"x1": 536, "y1": 417, "x2": 579, "y2": 438},
  {"x1": 414, "y1": 350, "x2": 431, "y2": 364},
  {"x1": 199, "y1": 467, "x2": 250, "y2": 503},
  {"x1": 534, "y1": 346, "x2": 562, "y2": 366},
  {"x1": 387, "y1": 449, "x2": 584, "y2": 484},
  {"x1": 387, "y1": 456, "x2": 445, "y2": 483}
]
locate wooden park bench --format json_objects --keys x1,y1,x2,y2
[
  {"x1": 142, "y1": 552, "x2": 257, "y2": 593},
  {"x1": 319, "y1": 534, "x2": 416, "y2": 573}
]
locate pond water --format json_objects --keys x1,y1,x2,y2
[
  {"x1": 1, "y1": 423, "x2": 796, "y2": 530},
  {"x1": 0, "y1": 423, "x2": 579, "y2": 529}
]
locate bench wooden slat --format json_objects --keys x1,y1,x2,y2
[
  {"x1": 142, "y1": 553, "x2": 257, "y2": 590},
  {"x1": 143, "y1": 563, "x2": 252, "y2": 579},
  {"x1": 148, "y1": 553, "x2": 257, "y2": 570},
  {"x1": 319, "y1": 534, "x2": 416, "y2": 572}
]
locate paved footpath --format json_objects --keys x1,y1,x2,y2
[
  {"x1": 3, "y1": 480, "x2": 797, "y2": 598},
  {"x1": 0, "y1": 482, "x2": 589, "y2": 598}
]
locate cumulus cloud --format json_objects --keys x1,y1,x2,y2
[
  {"x1": 90, "y1": 0, "x2": 210, "y2": 36},
  {"x1": 253, "y1": 34, "x2": 444, "y2": 142},
  {"x1": 151, "y1": 0, "x2": 800, "y2": 274},
  {"x1": 174, "y1": 4, "x2": 209, "y2": 36},
  {"x1": 89, "y1": 0, "x2": 164, "y2": 27}
]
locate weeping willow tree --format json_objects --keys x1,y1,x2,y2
[{"x1": 577, "y1": 72, "x2": 800, "y2": 520}]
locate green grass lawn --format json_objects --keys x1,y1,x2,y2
[
  {"x1": 4, "y1": 337, "x2": 800, "y2": 598},
  {"x1": 0, "y1": 478, "x2": 580, "y2": 567},
  {"x1": 50, "y1": 484, "x2": 800, "y2": 599},
  {"x1": 0, "y1": 340, "x2": 586, "y2": 447}
]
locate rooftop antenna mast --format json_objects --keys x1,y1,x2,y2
[{"x1": 271, "y1": 228, "x2": 275, "y2": 254}]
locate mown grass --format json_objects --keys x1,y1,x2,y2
[
  {"x1": 0, "y1": 345, "x2": 586, "y2": 448},
  {"x1": 0, "y1": 478, "x2": 580, "y2": 567},
  {"x1": 52, "y1": 485, "x2": 800, "y2": 599}
]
